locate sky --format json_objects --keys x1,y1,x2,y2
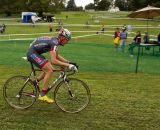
[{"x1": 74, "y1": 0, "x2": 94, "y2": 7}]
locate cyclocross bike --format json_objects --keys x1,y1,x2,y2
[{"x1": 3, "y1": 57, "x2": 91, "y2": 113}]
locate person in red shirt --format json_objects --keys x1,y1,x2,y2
[{"x1": 113, "y1": 27, "x2": 120, "y2": 51}]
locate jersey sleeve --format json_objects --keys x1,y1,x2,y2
[
  {"x1": 50, "y1": 38, "x2": 59, "y2": 52},
  {"x1": 50, "y1": 45, "x2": 58, "y2": 52},
  {"x1": 29, "y1": 39, "x2": 37, "y2": 47}
]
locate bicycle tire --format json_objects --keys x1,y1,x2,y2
[
  {"x1": 54, "y1": 78, "x2": 91, "y2": 113},
  {"x1": 3, "y1": 75, "x2": 38, "y2": 109}
]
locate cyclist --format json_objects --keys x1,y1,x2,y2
[{"x1": 27, "y1": 28, "x2": 78, "y2": 103}]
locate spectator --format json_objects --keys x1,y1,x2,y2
[
  {"x1": 128, "y1": 31, "x2": 141, "y2": 56},
  {"x1": 127, "y1": 25, "x2": 132, "y2": 34},
  {"x1": 123, "y1": 24, "x2": 127, "y2": 31},
  {"x1": 100, "y1": 25, "x2": 105, "y2": 34},
  {"x1": 52, "y1": 16, "x2": 56, "y2": 22},
  {"x1": 49, "y1": 24, "x2": 53, "y2": 32},
  {"x1": 58, "y1": 19, "x2": 63, "y2": 28},
  {"x1": 143, "y1": 32, "x2": 150, "y2": 44},
  {"x1": 143, "y1": 32, "x2": 150, "y2": 50},
  {"x1": 158, "y1": 32, "x2": 160, "y2": 44},
  {"x1": 85, "y1": 20, "x2": 89, "y2": 28},
  {"x1": 113, "y1": 27, "x2": 120, "y2": 51},
  {"x1": 57, "y1": 19, "x2": 63, "y2": 31},
  {"x1": 120, "y1": 27, "x2": 127, "y2": 52},
  {"x1": 0, "y1": 24, "x2": 6, "y2": 34}
]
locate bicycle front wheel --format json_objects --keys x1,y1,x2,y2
[
  {"x1": 54, "y1": 78, "x2": 91, "y2": 113},
  {"x1": 3, "y1": 75, "x2": 37, "y2": 109}
]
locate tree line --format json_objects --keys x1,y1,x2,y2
[
  {"x1": 85, "y1": 0, "x2": 160, "y2": 11},
  {"x1": 0, "y1": 0, "x2": 66, "y2": 16},
  {"x1": 0, "y1": 0, "x2": 160, "y2": 16}
]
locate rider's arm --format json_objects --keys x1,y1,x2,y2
[
  {"x1": 50, "y1": 50, "x2": 69, "y2": 67},
  {"x1": 57, "y1": 54, "x2": 70, "y2": 63}
]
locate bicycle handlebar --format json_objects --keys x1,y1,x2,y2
[{"x1": 52, "y1": 67, "x2": 76, "y2": 76}]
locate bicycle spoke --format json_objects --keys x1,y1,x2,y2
[
  {"x1": 3, "y1": 75, "x2": 37, "y2": 109},
  {"x1": 54, "y1": 78, "x2": 90, "y2": 113}
]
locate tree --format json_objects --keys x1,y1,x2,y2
[
  {"x1": 118, "y1": 0, "x2": 160, "y2": 11},
  {"x1": 144, "y1": 0, "x2": 160, "y2": 7},
  {"x1": 97, "y1": 0, "x2": 110, "y2": 10},
  {"x1": 115, "y1": 0, "x2": 131, "y2": 11},
  {"x1": 0, "y1": 0, "x2": 26, "y2": 16},
  {"x1": 94, "y1": 0, "x2": 100, "y2": 6},
  {"x1": 66, "y1": 0, "x2": 77, "y2": 11},
  {"x1": 0, "y1": 0, "x2": 66, "y2": 16},
  {"x1": 76, "y1": 6, "x2": 83, "y2": 11},
  {"x1": 85, "y1": 3, "x2": 95, "y2": 10},
  {"x1": 94, "y1": 0, "x2": 100, "y2": 10},
  {"x1": 25, "y1": 0, "x2": 57, "y2": 16}
]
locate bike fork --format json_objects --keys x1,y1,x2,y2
[{"x1": 64, "y1": 79, "x2": 75, "y2": 98}]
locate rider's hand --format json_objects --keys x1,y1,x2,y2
[
  {"x1": 69, "y1": 64, "x2": 78, "y2": 72},
  {"x1": 69, "y1": 62, "x2": 78, "y2": 69}
]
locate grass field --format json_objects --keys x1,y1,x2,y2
[{"x1": 0, "y1": 11, "x2": 160, "y2": 130}]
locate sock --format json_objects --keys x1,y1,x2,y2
[{"x1": 41, "y1": 89, "x2": 48, "y2": 96}]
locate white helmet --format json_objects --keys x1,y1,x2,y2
[{"x1": 59, "y1": 28, "x2": 71, "y2": 40}]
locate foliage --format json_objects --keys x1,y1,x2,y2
[
  {"x1": 85, "y1": 3, "x2": 95, "y2": 10},
  {"x1": 115, "y1": 0, "x2": 130, "y2": 11},
  {"x1": 66, "y1": 0, "x2": 83, "y2": 11},
  {"x1": 0, "y1": 0, "x2": 26, "y2": 16},
  {"x1": 25, "y1": 0, "x2": 65, "y2": 16},
  {"x1": 96, "y1": 0, "x2": 111, "y2": 10},
  {"x1": 66, "y1": 0, "x2": 77, "y2": 11},
  {"x1": 0, "y1": 0, "x2": 66, "y2": 16},
  {"x1": 94, "y1": 0, "x2": 100, "y2": 6},
  {"x1": 0, "y1": 0, "x2": 160, "y2": 15},
  {"x1": 115, "y1": 0, "x2": 160, "y2": 11}
]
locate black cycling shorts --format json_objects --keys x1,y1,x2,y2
[{"x1": 27, "y1": 52, "x2": 48, "y2": 69}]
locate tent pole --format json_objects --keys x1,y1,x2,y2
[
  {"x1": 135, "y1": 44, "x2": 141, "y2": 73},
  {"x1": 147, "y1": 19, "x2": 148, "y2": 32}
]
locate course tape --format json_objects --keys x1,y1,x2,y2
[{"x1": 0, "y1": 31, "x2": 157, "y2": 42}]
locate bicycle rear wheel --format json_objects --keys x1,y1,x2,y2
[
  {"x1": 3, "y1": 75, "x2": 37, "y2": 109},
  {"x1": 54, "y1": 78, "x2": 91, "y2": 113}
]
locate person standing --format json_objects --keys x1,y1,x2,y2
[
  {"x1": 49, "y1": 24, "x2": 53, "y2": 32},
  {"x1": 127, "y1": 25, "x2": 132, "y2": 34},
  {"x1": 157, "y1": 32, "x2": 160, "y2": 44},
  {"x1": 113, "y1": 27, "x2": 120, "y2": 51},
  {"x1": 100, "y1": 25, "x2": 105, "y2": 34},
  {"x1": 128, "y1": 31, "x2": 141, "y2": 56},
  {"x1": 143, "y1": 31, "x2": 150, "y2": 50},
  {"x1": 143, "y1": 32, "x2": 150, "y2": 44},
  {"x1": 120, "y1": 27, "x2": 127, "y2": 52}
]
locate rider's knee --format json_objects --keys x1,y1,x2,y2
[{"x1": 45, "y1": 67, "x2": 53, "y2": 75}]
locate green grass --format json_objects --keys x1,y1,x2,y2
[
  {"x1": 0, "y1": 11, "x2": 160, "y2": 130},
  {"x1": 1, "y1": 71, "x2": 160, "y2": 130},
  {"x1": 0, "y1": 40, "x2": 160, "y2": 73},
  {"x1": 0, "y1": 40, "x2": 160, "y2": 130}
]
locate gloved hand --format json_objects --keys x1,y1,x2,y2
[
  {"x1": 69, "y1": 64, "x2": 78, "y2": 72},
  {"x1": 69, "y1": 62, "x2": 78, "y2": 69}
]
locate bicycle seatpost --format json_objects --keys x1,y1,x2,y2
[{"x1": 30, "y1": 62, "x2": 36, "y2": 76}]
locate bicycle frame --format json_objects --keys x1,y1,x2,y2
[
  {"x1": 4, "y1": 59, "x2": 90, "y2": 113},
  {"x1": 28, "y1": 62, "x2": 75, "y2": 96}
]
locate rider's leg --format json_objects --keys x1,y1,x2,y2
[
  {"x1": 38, "y1": 62, "x2": 54, "y2": 103},
  {"x1": 36, "y1": 72, "x2": 45, "y2": 82},
  {"x1": 41, "y1": 62, "x2": 54, "y2": 95}
]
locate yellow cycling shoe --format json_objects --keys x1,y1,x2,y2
[{"x1": 38, "y1": 95, "x2": 54, "y2": 104}]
